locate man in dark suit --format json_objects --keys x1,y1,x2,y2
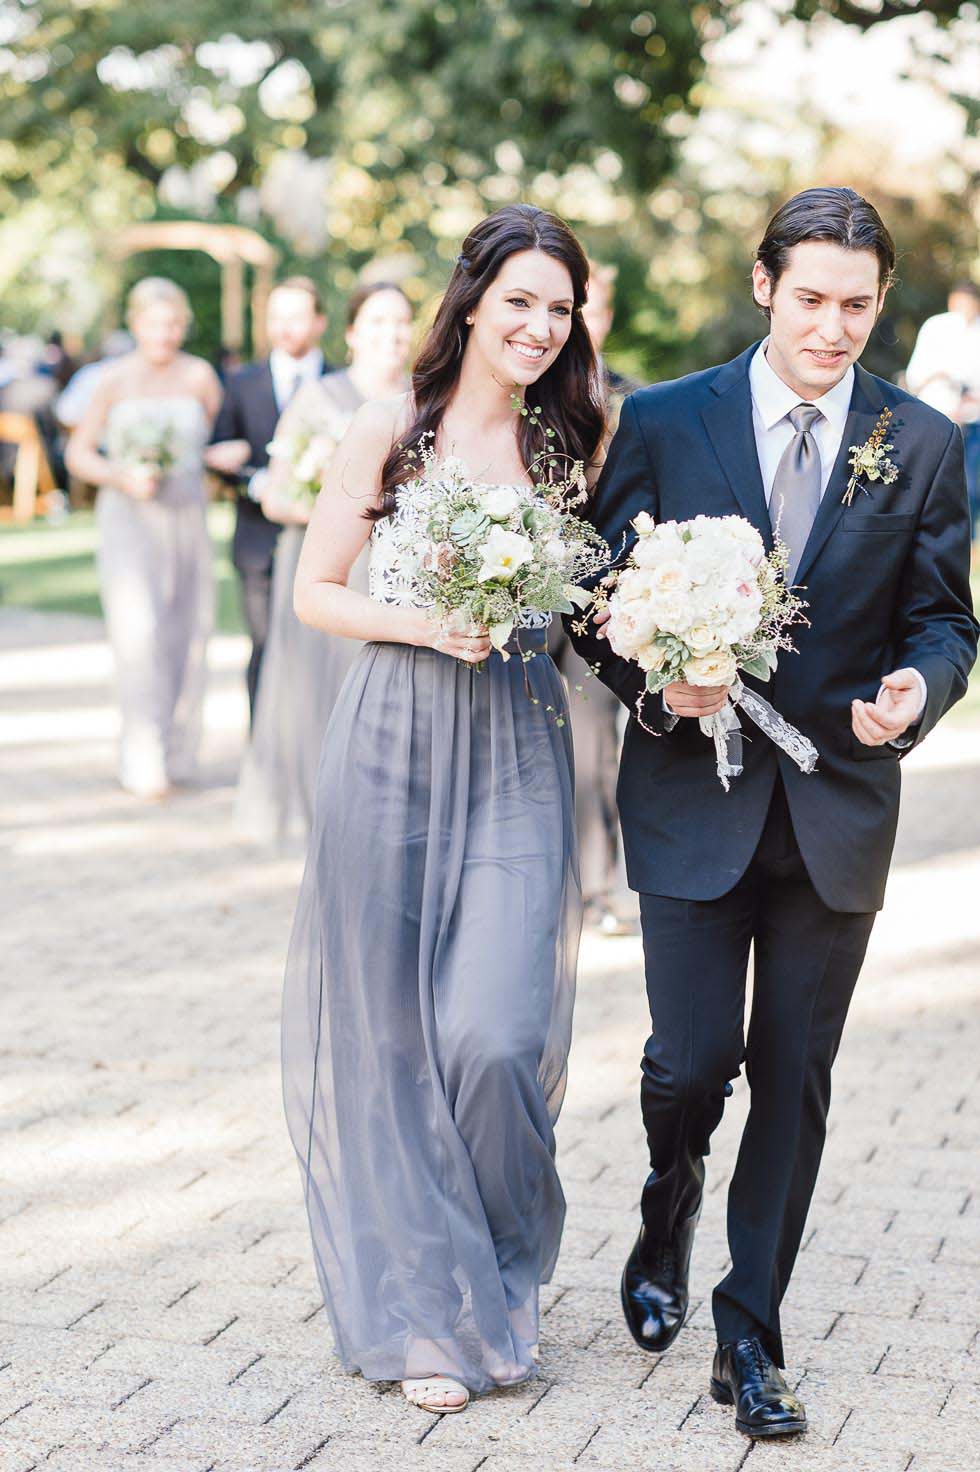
[
  {"x1": 572, "y1": 188, "x2": 977, "y2": 1438},
  {"x1": 208, "y1": 277, "x2": 329, "y2": 719}
]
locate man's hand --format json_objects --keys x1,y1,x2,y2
[
  {"x1": 204, "y1": 439, "x2": 251, "y2": 475},
  {"x1": 664, "y1": 681, "x2": 731, "y2": 719},
  {"x1": 851, "y1": 669, "x2": 924, "y2": 747}
]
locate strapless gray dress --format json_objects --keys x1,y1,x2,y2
[
  {"x1": 282, "y1": 480, "x2": 581, "y2": 1393},
  {"x1": 97, "y1": 396, "x2": 213, "y2": 793}
]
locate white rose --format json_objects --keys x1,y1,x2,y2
[
  {"x1": 636, "y1": 642, "x2": 669, "y2": 673},
  {"x1": 477, "y1": 525, "x2": 533, "y2": 583},
  {"x1": 685, "y1": 623, "x2": 721, "y2": 655},
  {"x1": 649, "y1": 561, "x2": 690, "y2": 596},
  {"x1": 608, "y1": 598, "x2": 660, "y2": 656},
  {"x1": 633, "y1": 510, "x2": 656, "y2": 537},
  {"x1": 543, "y1": 536, "x2": 568, "y2": 565},
  {"x1": 648, "y1": 592, "x2": 688, "y2": 635},
  {"x1": 481, "y1": 485, "x2": 521, "y2": 521},
  {"x1": 684, "y1": 650, "x2": 737, "y2": 687}
]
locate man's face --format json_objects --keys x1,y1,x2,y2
[
  {"x1": 752, "y1": 240, "x2": 884, "y2": 400},
  {"x1": 949, "y1": 290, "x2": 980, "y2": 325},
  {"x1": 266, "y1": 288, "x2": 326, "y2": 358}
]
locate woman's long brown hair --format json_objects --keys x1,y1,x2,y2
[{"x1": 374, "y1": 203, "x2": 605, "y2": 518}]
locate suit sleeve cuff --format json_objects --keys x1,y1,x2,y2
[{"x1": 887, "y1": 668, "x2": 927, "y2": 749}]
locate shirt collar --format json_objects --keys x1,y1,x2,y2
[
  {"x1": 749, "y1": 338, "x2": 854, "y2": 435},
  {"x1": 270, "y1": 347, "x2": 323, "y2": 382}
]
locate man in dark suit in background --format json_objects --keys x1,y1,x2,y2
[
  {"x1": 573, "y1": 188, "x2": 977, "y2": 1438},
  {"x1": 208, "y1": 277, "x2": 329, "y2": 720}
]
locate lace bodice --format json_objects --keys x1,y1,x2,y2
[{"x1": 368, "y1": 477, "x2": 550, "y2": 628}]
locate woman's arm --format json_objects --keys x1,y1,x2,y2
[
  {"x1": 64, "y1": 369, "x2": 158, "y2": 501},
  {"x1": 293, "y1": 399, "x2": 491, "y2": 662}
]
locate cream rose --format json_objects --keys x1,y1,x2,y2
[
  {"x1": 685, "y1": 623, "x2": 721, "y2": 655},
  {"x1": 684, "y1": 650, "x2": 737, "y2": 687}
]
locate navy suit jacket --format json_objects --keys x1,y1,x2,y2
[
  {"x1": 211, "y1": 358, "x2": 330, "y2": 573},
  {"x1": 571, "y1": 342, "x2": 978, "y2": 913}
]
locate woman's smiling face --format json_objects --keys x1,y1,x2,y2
[{"x1": 466, "y1": 248, "x2": 575, "y2": 386}]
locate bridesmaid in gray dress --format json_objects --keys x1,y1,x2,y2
[
  {"x1": 235, "y1": 285, "x2": 413, "y2": 843},
  {"x1": 66, "y1": 278, "x2": 221, "y2": 798},
  {"x1": 283, "y1": 206, "x2": 606, "y2": 1413}
]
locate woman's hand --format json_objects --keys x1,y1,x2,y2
[
  {"x1": 418, "y1": 614, "x2": 492, "y2": 664},
  {"x1": 118, "y1": 464, "x2": 161, "y2": 501},
  {"x1": 593, "y1": 606, "x2": 612, "y2": 639}
]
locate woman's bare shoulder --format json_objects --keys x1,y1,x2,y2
[{"x1": 350, "y1": 391, "x2": 413, "y2": 446}]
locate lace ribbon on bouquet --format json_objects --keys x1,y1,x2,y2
[{"x1": 698, "y1": 677, "x2": 819, "y2": 792}]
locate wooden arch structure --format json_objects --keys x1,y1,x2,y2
[{"x1": 110, "y1": 221, "x2": 281, "y2": 355}]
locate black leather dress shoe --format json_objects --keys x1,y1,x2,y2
[
  {"x1": 620, "y1": 1209, "x2": 699, "y2": 1353},
  {"x1": 710, "y1": 1338, "x2": 807, "y2": 1438}
]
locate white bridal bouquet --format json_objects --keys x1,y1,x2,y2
[
  {"x1": 605, "y1": 512, "x2": 818, "y2": 789},
  {"x1": 375, "y1": 440, "x2": 610, "y2": 662}
]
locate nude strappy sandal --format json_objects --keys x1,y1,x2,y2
[{"x1": 401, "y1": 1375, "x2": 470, "y2": 1414}]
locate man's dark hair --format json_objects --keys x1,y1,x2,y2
[
  {"x1": 950, "y1": 280, "x2": 980, "y2": 302},
  {"x1": 755, "y1": 187, "x2": 896, "y2": 318}
]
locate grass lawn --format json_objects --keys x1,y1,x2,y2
[
  {"x1": 1, "y1": 510, "x2": 978, "y2": 724},
  {"x1": 0, "y1": 501, "x2": 245, "y2": 635}
]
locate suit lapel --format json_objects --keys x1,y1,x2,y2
[
  {"x1": 700, "y1": 344, "x2": 773, "y2": 549},
  {"x1": 793, "y1": 365, "x2": 883, "y2": 586}
]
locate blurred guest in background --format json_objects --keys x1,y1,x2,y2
[
  {"x1": 56, "y1": 331, "x2": 135, "y2": 433},
  {"x1": 39, "y1": 330, "x2": 77, "y2": 391},
  {"x1": 206, "y1": 277, "x2": 331, "y2": 720},
  {"x1": 0, "y1": 335, "x2": 64, "y2": 485},
  {"x1": 66, "y1": 277, "x2": 221, "y2": 799},
  {"x1": 550, "y1": 260, "x2": 639, "y2": 934},
  {"x1": 906, "y1": 281, "x2": 980, "y2": 542},
  {"x1": 236, "y1": 283, "x2": 413, "y2": 843}
]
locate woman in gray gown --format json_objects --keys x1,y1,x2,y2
[
  {"x1": 283, "y1": 205, "x2": 606, "y2": 1412},
  {"x1": 235, "y1": 284, "x2": 413, "y2": 843},
  {"x1": 66, "y1": 278, "x2": 221, "y2": 798}
]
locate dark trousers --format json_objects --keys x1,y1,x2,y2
[
  {"x1": 638, "y1": 778, "x2": 876, "y2": 1365},
  {"x1": 237, "y1": 561, "x2": 274, "y2": 724}
]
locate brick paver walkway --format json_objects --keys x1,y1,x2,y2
[{"x1": 2, "y1": 608, "x2": 978, "y2": 1472}]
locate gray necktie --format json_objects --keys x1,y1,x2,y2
[{"x1": 769, "y1": 403, "x2": 823, "y2": 583}]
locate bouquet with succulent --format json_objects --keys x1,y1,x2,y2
[{"x1": 379, "y1": 434, "x2": 609, "y2": 663}]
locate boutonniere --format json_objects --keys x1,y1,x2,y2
[{"x1": 843, "y1": 408, "x2": 899, "y2": 506}]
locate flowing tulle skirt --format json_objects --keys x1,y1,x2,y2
[
  {"x1": 282, "y1": 631, "x2": 580, "y2": 1392},
  {"x1": 235, "y1": 526, "x2": 369, "y2": 844},
  {"x1": 96, "y1": 483, "x2": 213, "y2": 793}
]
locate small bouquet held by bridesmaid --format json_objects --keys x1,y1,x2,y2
[
  {"x1": 265, "y1": 425, "x2": 341, "y2": 510},
  {"x1": 604, "y1": 512, "x2": 818, "y2": 789},
  {"x1": 114, "y1": 419, "x2": 177, "y2": 478},
  {"x1": 380, "y1": 439, "x2": 610, "y2": 661}
]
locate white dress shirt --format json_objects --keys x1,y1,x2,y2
[
  {"x1": 749, "y1": 339, "x2": 854, "y2": 505},
  {"x1": 269, "y1": 347, "x2": 324, "y2": 411}
]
